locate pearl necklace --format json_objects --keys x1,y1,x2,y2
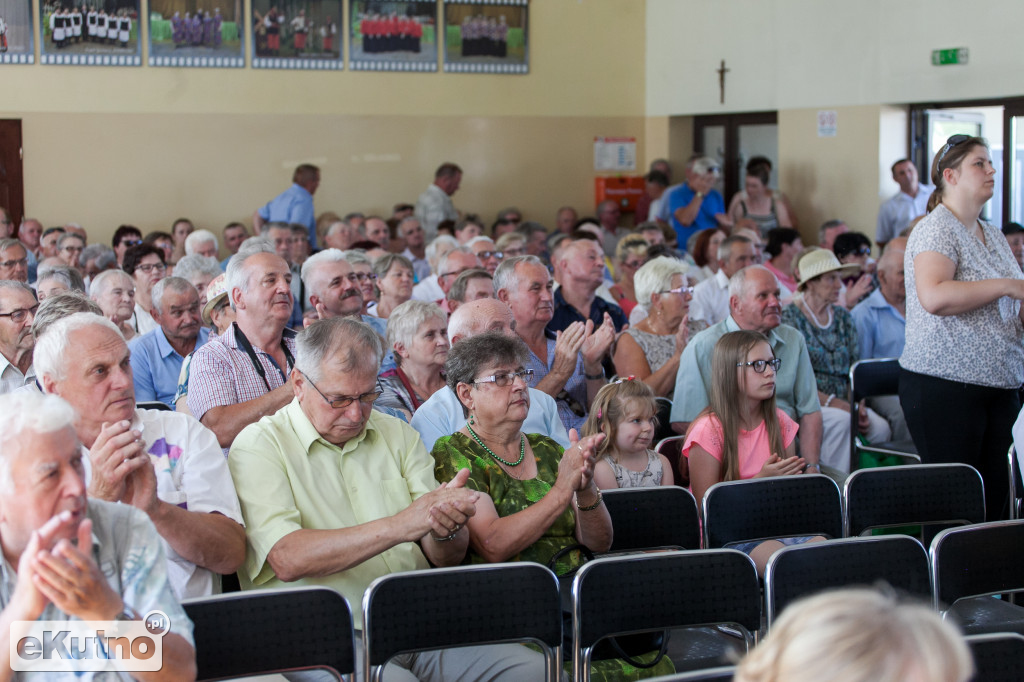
[{"x1": 467, "y1": 423, "x2": 525, "y2": 467}]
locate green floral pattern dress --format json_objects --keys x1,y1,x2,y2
[{"x1": 432, "y1": 432, "x2": 585, "y2": 575}]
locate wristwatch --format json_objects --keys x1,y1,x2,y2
[{"x1": 695, "y1": 191, "x2": 704, "y2": 199}]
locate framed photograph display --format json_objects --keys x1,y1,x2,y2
[
  {"x1": 148, "y1": 0, "x2": 243, "y2": 67},
  {"x1": 40, "y1": 0, "x2": 141, "y2": 65},
  {"x1": 442, "y1": 0, "x2": 526, "y2": 74},
  {"x1": 252, "y1": 0, "x2": 343, "y2": 69},
  {"x1": 349, "y1": 0, "x2": 437, "y2": 72},
  {"x1": 0, "y1": 0, "x2": 33, "y2": 63}
]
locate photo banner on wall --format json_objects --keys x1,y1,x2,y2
[
  {"x1": 40, "y1": 0, "x2": 141, "y2": 65},
  {"x1": 0, "y1": 0, "x2": 34, "y2": 63},
  {"x1": 442, "y1": 0, "x2": 527, "y2": 74},
  {"x1": 349, "y1": 0, "x2": 437, "y2": 72},
  {"x1": 148, "y1": 0, "x2": 243, "y2": 67},
  {"x1": 252, "y1": 0, "x2": 343, "y2": 70}
]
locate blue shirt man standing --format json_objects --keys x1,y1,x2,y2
[{"x1": 253, "y1": 163, "x2": 320, "y2": 248}]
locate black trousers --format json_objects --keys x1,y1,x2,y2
[{"x1": 900, "y1": 368, "x2": 1020, "y2": 521}]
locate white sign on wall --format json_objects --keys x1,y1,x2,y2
[
  {"x1": 817, "y1": 110, "x2": 838, "y2": 137},
  {"x1": 594, "y1": 136, "x2": 637, "y2": 171}
]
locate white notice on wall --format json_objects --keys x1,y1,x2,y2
[
  {"x1": 817, "y1": 111, "x2": 838, "y2": 138},
  {"x1": 594, "y1": 137, "x2": 637, "y2": 171}
]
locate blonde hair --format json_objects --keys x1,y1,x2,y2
[
  {"x1": 582, "y1": 379, "x2": 658, "y2": 461},
  {"x1": 690, "y1": 330, "x2": 785, "y2": 483},
  {"x1": 735, "y1": 588, "x2": 972, "y2": 682}
]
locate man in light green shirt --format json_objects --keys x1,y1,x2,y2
[{"x1": 230, "y1": 316, "x2": 550, "y2": 681}]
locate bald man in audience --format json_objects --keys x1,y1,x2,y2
[{"x1": 411, "y1": 298, "x2": 570, "y2": 451}]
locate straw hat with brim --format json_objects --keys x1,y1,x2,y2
[
  {"x1": 796, "y1": 249, "x2": 862, "y2": 290},
  {"x1": 202, "y1": 273, "x2": 230, "y2": 326}
]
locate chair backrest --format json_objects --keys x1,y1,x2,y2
[
  {"x1": 1009, "y1": 446, "x2": 1022, "y2": 521},
  {"x1": 844, "y1": 463, "x2": 986, "y2": 536},
  {"x1": 931, "y1": 520, "x2": 1024, "y2": 609},
  {"x1": 703, "y1": 474, "x2": 843, "y2": 549},
  {"x1": 651, "y1": 666, "x2": 736, "y2": 681},
  {"x1": 764, "y1": 536, "x2": 931, "y2": 627},
  {"x1": 362, "y1": 562, "x2": 562, "y2": 682},
  {"x1": 572, "y1": 550, "x2": 760, "y2": 682},
  {"x1": 849, "y1": 357, "x2": 901, "y2": 404},
  {"x1": 656, "y1": 435, "x2": 689, "y2": 488},
  {"x1": 603, "y1": 486, "x2": 701, "y2": 552},
  {"x1": 137, "y1": 400, "x2": 172, "y2": 411},
  {"x1": 183, "y1": 586, "x2": 354, "y2": 681},
  {"x1": 966, "y1": 633, "x2": 1024, "y2": 682}
]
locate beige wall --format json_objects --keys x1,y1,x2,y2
[{"x1": 6, "y1": 0, "x2": 647, "y2": 243}]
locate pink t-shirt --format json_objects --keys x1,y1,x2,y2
[{"x1": 682, "y1": 409, "x2": 799, "y2": 481}]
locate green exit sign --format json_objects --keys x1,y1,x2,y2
[{"x1": 932, "y1": 48, "x2": 969, "y2": 66}]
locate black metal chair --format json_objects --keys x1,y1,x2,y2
[
  {"x1": 603, "y1": 486, "x2": 701, "y2": 553},
  {"x1": 136, "y1": 400, "x2": 172, "y2": 411},
  {"x1": 764, "y1": 535, "x2": 931, "y2": 628},
  {"x1": 1008, "y1": 446, "x2": 1022, "y2": 520},
  {"x1": 966, "y1": 633, "x2": 1024, "y2": 682},
  {"x1": 843, "y1": 463, "x2": 986, "y2": 537},
  {"x1": 655, "y1": 396, "x2": 676, "y2": 443},
  {"x1": 931, "y1": 520, "x2": 1024, "y2": 636},
  {"x1": 571, "y1": 550, "x2": 760, "y2": 681},
  {"x1": 362, "y1": 562, "x2": 562, "y2": 682},
  {"x1": 848, "y1": 358, "x2": 919, "y2": 471},
  {"x1": 647, "y1": 666, "x2": 736, "y2": 681},
  {"x1": 656, "y1": 435, "x2": 689, "y2": 488},
  {"x1": 703, "y1": 474, "x2": 843, "y2": 549},
  {"x1": 182, "y1": 586, "x2": 354, "y2": 681}
]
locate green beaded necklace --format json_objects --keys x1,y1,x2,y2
[{"x1": 466, "y1": 423, "x2": 525, "y2": 467}]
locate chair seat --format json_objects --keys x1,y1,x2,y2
[{"x1": 948, "y1": 597, "x2": 1024, "y2": 635}]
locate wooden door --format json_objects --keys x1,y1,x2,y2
[{"x1": 0, "y1": 120, "x2": 24, "y2": 226}]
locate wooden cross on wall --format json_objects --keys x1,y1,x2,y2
[{"x1": 717, "y1": 59, "x2": 730, "y2": 104}]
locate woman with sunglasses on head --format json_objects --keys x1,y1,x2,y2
[
  {"x1": 900, "y1": 135, "x2": 1024, "y2": 520},
  {"x1": 685, "y1": 330, "x2": 824, "y2": 575},
  {"x1": 614, "y1": 256, "x2": 704, "y2": 398}
]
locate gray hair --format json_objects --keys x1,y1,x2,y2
[
  {"x1": 437, "y1": 246, "x2": 474, "y2": 277},
  {"x1": 692, "y1": 156, "x2": 721, "y2": 176},
  {"x1": 89, "y1": 269, "x2": 133, "y2": 299},
  {"x1": 495, "y1": 232, "x2": 527, "y2": 252},
  {"x1": 35, "y1": 312, "x2": 122, "y2": 384},
  {"x1": 0, "y1": 237, "x2": 24, "y2": 254},
  {"x1": 32, "y1": 291, "x2": 102, "y2": 340},
  {"x1": 728, "y1": 264, "x2": 778, "y2": 299},
  {"x1": 386, "y1": 300, "x2": 447, "y2": 366},
  {"x1": 226, "y1": 241, "x2": 278, "y2": 309},
  {"x1": 340, "y1": 249, "x2": 372, "y2": 267},
  {"x1": 326, "y1": 220, "x2": 354, "y2": 238},
  {"x1": 184, "y1": 229, "x2": 219, "y2": 255},
  {"x1": 174, "y1": 254, "x2": 222, "y2": 285},
  {"x1": 444, "y1": 332, "x2": 528, "y2": 414},
  {"x1": 426, "y1": 235, "x2": 459, "y2": 272},
  {"x1": 0, "y1": 392, "x2": 79, "y2": 494},
  {"x1": 447, "y1": 269, "x2": 492, "y2": 303},
  {"x1": 260, "y1": 221, "x2": 292, "y2": 237},
  {"x1": 492, "y1": 254, "x2": 545, "y2": 296},
  {"x1": 301, "y1": 248, "x2": 347, "y2": 294},
  {"x1": 151, "y1": 277, "x2": 198, "y2": 316},
  {"x1": 56, "y1": 232, "x2": 84, "y2": 250},
  {"x1": 36, "y1": 264, "x2": 86, "y2": 294},
  {"x1": 718, "y1": 234, "x2": 752, "y2": 262},
  {"x1": 79, "y1": 243, "x2": 116, "y2": 271},
  {"x1": 465, "y1": 235, "x2": 496, "y2": 249},
  {"x1": 634, "y1": 256, "x2": 689, "y2": 307},
  {"x1": 397, "y1": 216, "x2": 421, "y2": 235},
  {"x1": 0, "y1": 279, "x2": 36, "y2": 298},
  {"x1": 296, "y1": 317, "x2": 384, "y2": 383},
  {"x1": 372, "y1": 253, "x2": 413, "y2": 280}
]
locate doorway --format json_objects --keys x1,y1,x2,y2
[
  {"x1": 0, "y1": 120, "x2": 24, "y2": 226},
  {"x1": 693, "y1": 112, "x2": 778, "y2": 205}
]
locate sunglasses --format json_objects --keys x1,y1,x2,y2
[{"x1": 937, "y1": 134, "x2": 972, "y2": 165}]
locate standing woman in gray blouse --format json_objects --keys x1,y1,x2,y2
[{"x1": 900, "y1": 135, "x2": 1024, "y2": 519}]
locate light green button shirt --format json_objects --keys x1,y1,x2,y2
[{"x1": 229, "y1": 399, "x2": 434, "y2": 627}]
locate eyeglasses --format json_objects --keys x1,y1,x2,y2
[
  {"x1": 503, "y1": 248, "x2": 526, "y2": 257},
  {"x1": 472, "y1": 369, "x2": 534, "y2": 388},
  {"x1": 120, "y1": 239, "x2": 143, "y2": 247},
  {"x1": 937, "y1": 134, "x2": 972, "y2": 165},
  {"x1": 135, "y1": 262, "x2": 167, "y2": 274},
  {"x1": 0, "y1": 304, "x2": 39, "y2": 324},
  {"x1": 737, "y1": 358, "x2": 782, "y2": 374},
  {"x1": 623, "y1": 260, "x2": 647, "y2": 269},
  {"x1": 476, "y1": 251, "x2": 503, "y2": 261},
  {"x1": 659, "y1": 286, "x2": 695, "y2": 296},
  {"x1": 0, "y1": 257, "x2": 28, "y2": 270},
  {"x1": 300, "y1": 370, "x2": 381, "y2": 409},
  {"x1": 348, "y1": 272, "x2": 377, "y2": 282}
]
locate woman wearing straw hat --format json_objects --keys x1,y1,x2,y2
[
  {"x1": 781, "y1": 248, "x2": 891, "y2": 470},
  {"x1": 900, "y1": 135, "x2": 1024, "y2": 520}
]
